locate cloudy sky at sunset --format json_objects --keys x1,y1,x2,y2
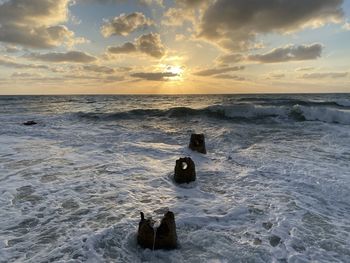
[{"x1": 0, "y1": 0, "x2": 350, "y2": 94}]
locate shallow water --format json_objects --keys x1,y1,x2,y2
[{"x1": 0, "y1": 94, "x2": 349, "y2": 262}]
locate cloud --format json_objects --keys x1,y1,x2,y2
[
  {"x1": 216, "y1": 44, "x2": 322, "y2": 65},
  {"x1": 175, "y1": 34, "x2": 186, "y2": 41},
  {"x1": 64, "y1": 74, "x2": 124, "y2": 82},
  {"x1": 108, "y1": 33, "x2": 165, "y2": 58},
  {"x1": 83, "y1": 0, "x2": 163, "y2": 6},
  {"x1": 0, "y1": 24, "x2": 84, "y2": 49},
  {"x1": 139, "y1": 0, "x2": 163, "y2": 6},
  {"x1": 301, "y1": 72, "x2": 348, "y2": 79},
  {"x1": 27, "y1": 51, "x2": 97, "y2": 63},
  {"x1": 130, "y1": 72, "x2": 178, "y2": 81},
  {"x1": 216, "y1": 53, "x2": 243, "y2": 64},
  {"x1": 101, "y1": 12, "x2": 153, "y2": 37},
  {"x1": 82, "y1": 65, "x2": 115, "y2": 74},
  {"x1": 162, "y1": 0, "x2": 210, "y2": 27},
  {"x1": 12, "y1": 72, "x2": 42, "y2": 78},
  {"x1": 136, "y1": 33, "x2": 165, "y2": 58},
  {"x1": 162, "y1": 7, "x2": 195, "y2": 27},
  {"x1": 198, "y1": 0, "x2": 343, "y2": 50},
  {"x1": 108, "y1": 42, "x2": 137, "y2": 54},
  {"x1": 295, "y1": 67, "x2": 314, "y2": 72},
  {"x1": 248, "y1": 44, "x2": 322, "y2": 63},
  {"x1": 0, "y1": 0, "x2": 83, "y2": 49},
  {"x1": 1, "y1": 45, "x2": 21, "y2": 53},
  {"x1": 5, "y1": 72, "x2": 124, "y2": 83},
  {"x1": 214, "y1": 74, "x2": 245, "y2": 80},
  {"x1": 175, "y1": 0, "x2": 206, "y2": 8},
  {"x1": 0, "y1": 55, "x2": 49, "y2": 69},
  {"x1": 0, "y1": 0, "x2": 69, "y2": 25},
  {"x1": 268, "y1": 73, "x2": 285, "y2": 79},
  {"x1": 343, "y1": 21, "x2": 350, "y2": 30},
  {"x1": 194, "y1": 66, "x2": 245, "y2": 76}
]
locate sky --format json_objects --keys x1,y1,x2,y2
[{"x1": 0, "y1": 0, "x2": 350, "y2": 94}]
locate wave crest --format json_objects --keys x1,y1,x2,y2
[{"x1": 75, "y1": 103, "x2": 350, "y2": 125}]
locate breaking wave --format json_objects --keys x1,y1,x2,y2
[
  {"x1": 75, "y1": 103, "x2": 350, "y2": 125},
  {"x1": 291, "y1": 105, "x2": 350, "y2": 125}
]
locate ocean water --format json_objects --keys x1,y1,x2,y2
[{"x1": 0, "y1": 94, "x2": 349, "y2": 263}]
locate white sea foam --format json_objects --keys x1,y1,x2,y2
[
  {"x1": 0, "y1": 95, "x2": 349, "y2": 262},
  {"x1": 293, "y1": 104, "x2": 350, "y2": 124}
]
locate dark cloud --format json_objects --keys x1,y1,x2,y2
[
  {"x1": 136, "y1": 33, "x2": 165, "y2": 58},
  {"x1": 0, "y1": 0, "x2": 81, "y2": 49},
  {"x1": 248, "y1": 44, "x2": 322, "y2": 63},
  {"x1": 82, "y1": 0, "x2": 163, "y2": 6},
  {"x1": 27, "y1": 51, "x2": 97, "y2": 63},
  {"x1": 101, "y1": 12, "x2": 153, "y2": 37},
  {"x1": 216, "y1": 53, "x2": 243, "y2": 64},
  {"x1": 64, "y1": 74, "x2": 124, "y2": 82},
  {"x1": 176, "y1": 0, "x2": 204, "y2": 7},
  {"x1": 302, "y1": 72, "x2": 348, "y2": 79},
  {"x1": 103, "y1": 75, "x2": 125, "y2": 82},
  {"x1": 0, "y1": 24, "x2": 78, "y2": 49},
  {"x1": 214, "y1": 74, "x2": 245, "y2": 80},
  {"x1": 199, "y1": 0, "x2": 343, "y2": 50},
  {"x1": 6, "y1": 73, "x2": 124, "y2": 83},
  {"x1": 194, "y1": 66, "x2": 245, "y2": 76},
  {"x1": 108, "y1": 33, "x2": 165, "y2": 58},
  {"x1": 130, "y1": 72, "x2": 178, "y2": 81},
  {"x1": 0, "y1": 0, "x2": 68, "y2": 24},
  {"x1": 108, "y1": 42, "x2": 137, "y2": 54}
]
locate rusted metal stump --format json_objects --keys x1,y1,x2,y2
[
  {"x1": 174, "y1": 157, "x2": 196, "y2": 184},
  {"x1": 137, "y1": 211, "x2": 178, "y2": 250},
  {"x1": 23, "y1": 120, "x2": 37, "y2": 126},
  {"x1": 189, "y1": 134, "x2": 206, "y2": 154}
]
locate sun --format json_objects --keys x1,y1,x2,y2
[
  {"x1": 167, "y1": 65, "x2": 184, "y2": 75},
  {"x1": 166, "y1": 65, "x2": 185, "y2": 81}
]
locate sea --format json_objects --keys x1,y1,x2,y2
[{"x1": 0, "y1": 94, "x2": 349, "y2": 262}]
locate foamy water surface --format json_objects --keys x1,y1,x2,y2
[{"x1": 0, "y1": 94, "x2": 349, "y2": 262}]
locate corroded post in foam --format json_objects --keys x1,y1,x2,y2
[
  {"x1": 174, "y1": 157, "x2": 196, "y2": 184},
  {"x1": 137, "y1": 211, "x2": 177, "y2": 250},
  {"x1": 23, "y1": 120, "x2": 37, "y2": 126},
  {"x1": 189, "y1": 133, "x2": 206, "y2": 154}
]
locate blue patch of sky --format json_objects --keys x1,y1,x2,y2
[{"x1": 67, "y1": 1, "x2": 158, "y2": 54}]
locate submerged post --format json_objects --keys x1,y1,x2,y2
[
  {"x1": 189, "y1": 133, "x2": 206, "y2": 154},
  {"x1": 174, "y1": 157, "x2": 196, "y2": 184},
  {"x1": 137, "y1": 211, "x2": 177, "y2": 250}
]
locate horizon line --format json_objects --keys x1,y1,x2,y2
[{"x1": 1, "y1": 92, "x2": 350, "y2": 96}]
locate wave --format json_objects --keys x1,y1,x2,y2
[
  {"x1": 238, "y1": 97, "x2": 350, "y2": 108},
  {"x1": 335, "y1": 99, "x2": 350, "y2": 107},
  {"x1": 291, "y1": 105, "x2": 350, "y2": 125},
  {"x1": 75, "y1": 103, "x2": 350, "y2": 125},
  {"x1": 75, "y1": 105, "x2": 287, "y2": 122}
]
